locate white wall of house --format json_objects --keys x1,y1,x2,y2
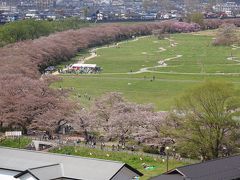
[{"x1": 0, "y1": 169, "x2": 19, "y2": 180}]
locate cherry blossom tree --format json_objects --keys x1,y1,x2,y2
[
  {"x1": 70, "y1": 108, "x2": 93, "y2": 141},
  {"x1": 0, "y1": 74, "x2": 74, "y2": 134}
]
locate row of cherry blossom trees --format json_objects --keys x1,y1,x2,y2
[
  {"x1": 1, "y1": 19, "x2": 238, "y2": 137},
  {"x1": 0, "y1": 21, "x2": 200, "y2": 134},
  {"x1": 203, "y1": 18, "x2": 240, "y2": 29}
]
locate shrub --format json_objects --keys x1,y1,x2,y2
[
  {"x1": 186, "y1": 12, "x2": 204, "y2": 27},
  {"x1": 143, "y1": 145, "x2": 159, "y2": 154},
  {"x1": 203, "y1": 19, "x2": 240, "y2": 30},
  {"x1": 212, "y1": 23, "x2": 239, "y2": 46}
]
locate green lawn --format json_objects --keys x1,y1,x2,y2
[
  {"x1": 51, "y1": 146, "x2": 189, "y2": 180},
  {"x1": 0, "y1": 137, "x2": 31, "y2": 148},
  {"x1": 52, "y1": 31, "x2": 240, "y2": 110}
]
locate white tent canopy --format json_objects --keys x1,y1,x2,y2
[{"x1": 70, "y1": 64, "x2": 97, "y2": 68}]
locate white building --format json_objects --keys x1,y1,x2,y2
[
  {"x1": 213, "y1": 2, "x2": 240, "y2": 13},
  {"x1": 0, "y1": 147, "x2": 142, "y2": 180}
]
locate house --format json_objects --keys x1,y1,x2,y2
[
  {"x1": 0, "y1": 147, "x2": 143, "y2": 180},
  {"x1": 151, "y1": 155, "x2": 240, "y2": 180}
]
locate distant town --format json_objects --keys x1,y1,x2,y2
[{"x1": 0, "y1": 0, "x2": 240, "y2": 23}]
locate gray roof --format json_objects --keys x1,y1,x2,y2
[
  {"x1": 151, "y1": 155, "x2": 240, "y2": 180},
  {"x1": 16, "y1": 164, "x2": 64, "y2": 180},
  {"x1": 0, "y1": 147, "x2": 142, "y2": 180}
]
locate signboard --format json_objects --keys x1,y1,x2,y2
[{"x1": 5, "y1": 131, "x2": 22, "y2": 137}]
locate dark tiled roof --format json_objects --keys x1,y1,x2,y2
[
  {"x1": 151, "y1": 155, "x2": 240, "y2": 180},
  {"x1": 177, "y1": 155, "x2": 240, "y2": 180}
]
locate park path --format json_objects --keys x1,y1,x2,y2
[
  {"x1": 105, "y1": 70, "x2": 240, "y2": 76},
  {"x1": 61, "y1": 75, "x2": 203, "y2": 83},
  {"x1": 130, "y1": 55, "x2": 183, "y2": 74},
  {"x1": 130, "y1": 37, "x2": 183, "y2": 74},
  {"x1": 157, "y1": 47, "x2": 167, "y2": 53}
]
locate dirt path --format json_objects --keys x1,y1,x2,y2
[
  {"x1": 227, "y1": 56, "x2": 240, "y2": 63},
  {"x1": 157, "y1": 47, "x2": 166, "y2": 53},
  {"x1": 99, "y1": 71, "x2": 240, "y2": 76},
  {"x1": 61, "y1": 74, "x2": 240, "y2": 84},
  {"x1": 131, "y1": 54, "x2": 183, "y2": 74},
  {"x1": 131, "y1": 37, "x2": 182, "y2": 74}
]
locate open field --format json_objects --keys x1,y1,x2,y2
[
  {"x1": 51, "y1": 146, "x2": 189, "y2": 180},
  {"x1": 53, "y1": 30, "x2": 240, "y2": 110}
]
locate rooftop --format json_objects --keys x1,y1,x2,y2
[
  {"x1": 0, "y1": 146, "x2": 142, "y2": 180},
  {"x1": 151, "y1": 155, "x2": 240, "y2": 180}
]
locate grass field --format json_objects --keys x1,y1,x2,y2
[
  {"x1": 0, "y1": 137, "x2": 31, "y2": 148},
  {"x1": 51, "y1": 146, "x2": 189, "y2": 180},
  {"x1": 53, "y1": 30, "x2": 240, "y2": 110}
]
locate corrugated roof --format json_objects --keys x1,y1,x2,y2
[{"x1": 0, "y1": 147, "x2": 142, "y2": 180}]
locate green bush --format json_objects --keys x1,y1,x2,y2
[
  {"x1": 143, "y1": 146, "x2": 159, "y2": 154},
  {"x1": 186, "y1": 13, "x2": 204, "y2": 27}
]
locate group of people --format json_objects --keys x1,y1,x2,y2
[{"x1": 76, "y1": 92, "x2": 91, "y2": 101}]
